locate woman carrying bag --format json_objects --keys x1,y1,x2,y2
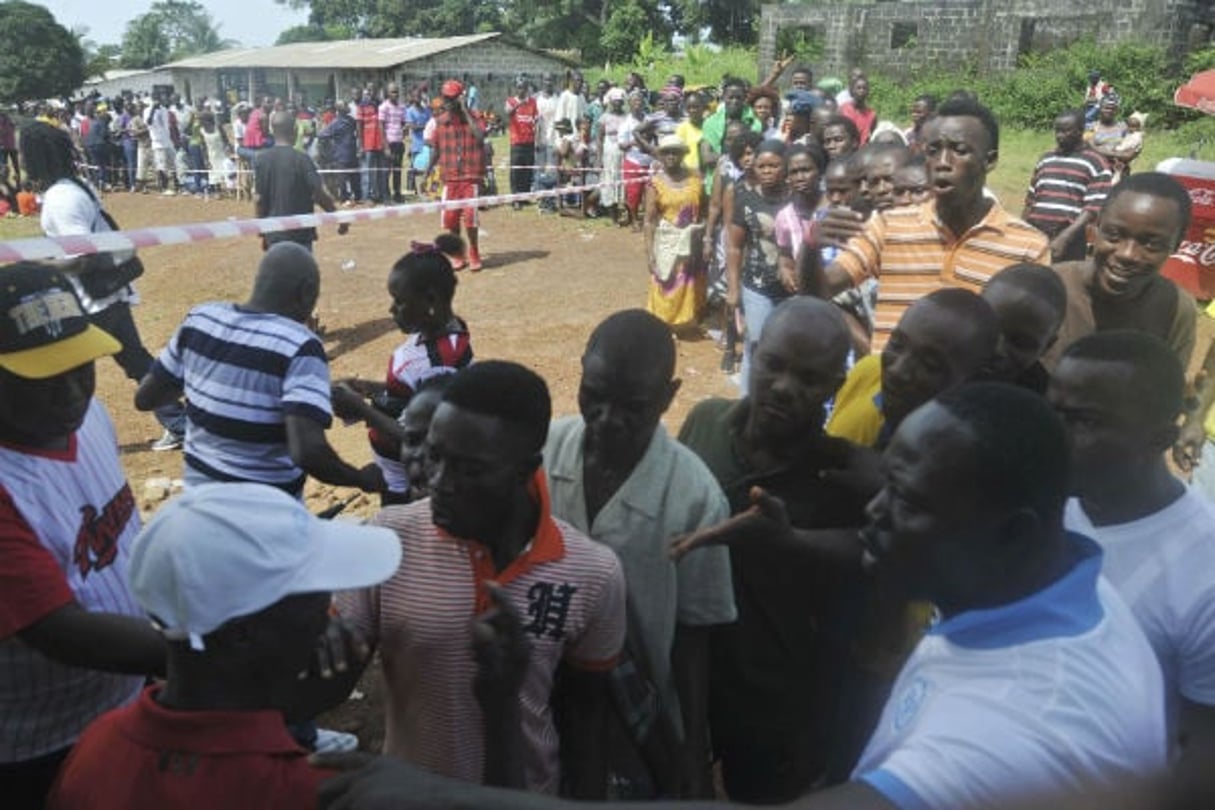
[{"x1": 21, "y1": 121, "x2": 186, "y2": 451}]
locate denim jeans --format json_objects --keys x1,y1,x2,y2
[
  {"x1": 123, "y1": 140, "x2": 138, "y2": 189},
  {"x1": 361, "y1": 150, "x2": 385, "y2": 201},
  {"x1": 739, "y1": 286, "x2": 781, "y2": 396},
  {"x1": 186, "y1": 144, "x2": 206, "y2": 192},
  {"x1": 89, "y1": 302, "x2": 186, "y2": 437}
]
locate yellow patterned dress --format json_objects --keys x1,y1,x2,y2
[{"x1": 646, "y1": 171, "x2": 705, "y2": 329}]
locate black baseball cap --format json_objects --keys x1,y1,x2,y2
[{"x1": 0, "y1": 263, "x2": 119, "y2": 379}]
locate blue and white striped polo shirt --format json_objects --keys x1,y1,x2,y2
[{"x1": 152, "y1": 302, "x2": 333, "y2": 493}]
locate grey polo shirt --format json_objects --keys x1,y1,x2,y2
[{"x1": 544, "y1": 416, "x2": 737, "y2": 731}]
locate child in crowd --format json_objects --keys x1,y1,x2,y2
[
  {"x1": 891, "y1": 156, "x2": 931, "y2": 207},
  {"x1": 821, "y1": 154, "x2": 878, "y2": 355},
  {"x1": 17, "y1": 181, "x2": 40, "y2": 216},
  {"x1": 350, "y1": 241, "x2": 474, "y2": 505},
  {"x1": 396, "y1": 374, "x2": 457, "y2": 503}
]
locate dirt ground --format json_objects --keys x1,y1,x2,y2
[{"x1": 90, "y1": 192, "x2": 737, "y2": 749}]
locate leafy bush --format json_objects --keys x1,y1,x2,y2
[
  {"x1": 588, "y1": 41, "x2": 761, "y2": 91},
  {"x1": 869, "y1": 38, "x2": 1202, "y2": 131}
]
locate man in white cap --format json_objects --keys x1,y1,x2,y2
[
  {"x1": 48, "y1": 483, "x2": 402, "y2": 809},
  {"x1": 0, "y1": 263, "x2": 166, "y2": 808}
]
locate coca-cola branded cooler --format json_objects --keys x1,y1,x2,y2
[{"x1": 1158, "y1": 158, "x2": 1215, "y2": 301}]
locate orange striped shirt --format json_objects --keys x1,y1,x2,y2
[
  {"x1": 834, "y1": 201, "x2": 1049, "y2": 349},
  {"x1": 335, "y1": 472, "x2": 626, "y2": 793}
]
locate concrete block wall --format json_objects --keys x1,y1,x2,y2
[
  {"x1": 394, "y1": 40, "x2": 574, "y2": 114},
  {"x1": 760, "y1": 0, "x2": 1209, "y2": 80}
]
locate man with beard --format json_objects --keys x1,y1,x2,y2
[
  {"x1": 1042, "y1": 171, "x2": 1195, "y2": 370},
  {"x1": 544, "y1": 310, "x2": 736, "y2": 797},
  {"x1": 677, "y1": 298, "x2": 868, "y2": 802}
]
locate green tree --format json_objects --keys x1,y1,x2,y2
[
  {"x1": 600, "y1": 0, "x2": 651, "y2": 62},
  {"x1": 275, "y1": 22, "x2": 353, "y2": 45},
  {"x1": 120, "y1": 0, "x2": 237, "y2": 68},
  {"x1": 120, "y1": 13, "x2": 168, "y2": 68},
  {"x1": 674, "y1": 0, "x2": 760, "y2": 46},
  {"x1": 0, "y1": 1, "x2": 85, "y2": 101},
  {"x1": 74, "y1": 27, "x2": 123, "y2": 80},
  {"x1": 273, "y1": 0, "x2": 500, "y2": 38},
  {"x1": 275, "y1": 0, "x2": 670, "y2": 62}
]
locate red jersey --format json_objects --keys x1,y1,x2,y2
[
  {"x1": 839, "y1": 101, "x2": 877, "y2": 145},
  {"x1": 506, "y1": 96, "x2": 538, "y2": 146},
  {"x1": 357, "y1": 102, "x2": 384, "y2": 151}
]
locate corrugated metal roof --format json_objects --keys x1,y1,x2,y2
[
  {"x1": 162, "y1": 33, "x2": 503, "y2": 71},
  {"x1": 84, "y1": 68, "x2": 159, "y2": 84}
]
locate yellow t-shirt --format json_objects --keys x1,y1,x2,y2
[
  {"x1": 825, "y1": 352, "x2": 934, "y2": 677},
  {"x1": 674, "y1": 120, "x2": 703, "y2": 173},
  {"x1": 826, "y1": 354, "x2": 885, "y2": 446}
]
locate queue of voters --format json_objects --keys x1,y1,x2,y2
[{"x1": 2, "y1": 48, "x2": 1213, "y2": 810}]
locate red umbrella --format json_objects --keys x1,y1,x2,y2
[{"x1": 1175, "y1": 69, "x2": 1215, "y2": 114}]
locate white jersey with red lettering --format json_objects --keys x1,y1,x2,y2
[{"x1": 0, "y1": 399, "x2": 145, "y2": 763}]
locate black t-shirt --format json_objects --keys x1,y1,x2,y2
[
  {"x1": 678, "y1": 399, "x2": 869, "y2": 740},
  {"x1": 731, "y1": 181, "x2": 790, "y2": 300},
  {"x1": 254, "y1": 146, "x2": 323, "y2": 245}
]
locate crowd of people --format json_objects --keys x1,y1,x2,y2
[{"x1": 2, "y1": 52, "x2": 1214, "y2": 810}]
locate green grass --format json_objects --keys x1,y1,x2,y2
[
  {"x1": 0, "y1": 215, "x2": 42, "y2": 242},
  {"x1": 988, "y1": 128, "x2": 1212, "y2": 205}
]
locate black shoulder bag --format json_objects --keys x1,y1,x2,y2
[{"x1": 68, "y1": 178, "x2": 145, "y2": 299}]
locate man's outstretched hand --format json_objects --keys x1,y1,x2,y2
[{"x1": 669, "y1": 486, "x2": 793, "y2": 561}]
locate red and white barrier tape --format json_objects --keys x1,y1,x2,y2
[
  {"x1": 0, "y1": 181, "x2": 618, "y2": 263},
  {"x1": 78, "y1": 161, "x2": 602, "y2": 177}
]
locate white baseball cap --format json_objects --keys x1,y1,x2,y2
[{"x1": 129, "y1": 483, "x2": 401, "y2": 648}]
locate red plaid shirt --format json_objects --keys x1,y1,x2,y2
[{"x1": 431, "y1": 111, "x2": 485, "y2": 182}]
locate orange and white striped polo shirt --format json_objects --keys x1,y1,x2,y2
[
  {"x1": 335, "y1": 472, "x2": 626, "y2": 794},
  {"x1": 834, "y1": 200, "x2": 1049, "y2": 349}
]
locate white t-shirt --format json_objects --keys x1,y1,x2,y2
[
  {"x1": 145, "y1": 106, "x2": 173, "y2": 149},
  {"x1": 40, "y1": 179, "x2": 135, "y2": 314},
  {"x1": 1065, "y1": 490, "x2": 1215, "y2": 738},
  {"x1": 854, "y1": 536, "x2": 1166, "y2": 809},
  {"x1": 535, "y1": 92, "x2": 558, "y2": 148},
  {"x1": 554, "y1": 89, "x2": 586, "y2": 131}
]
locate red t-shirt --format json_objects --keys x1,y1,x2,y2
[
  {"x1": 358, "y1": 102, "x2": 384, "y2": 151},
  {"x1": 839, "y1": 101, "x2": 877, "y2": 145},
  {"x1": 48, "y1": 686, "x2": 335, "y2": 810},
  {"x1": 505, "y1": 96, "x2": 538, "y2": 146}
]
